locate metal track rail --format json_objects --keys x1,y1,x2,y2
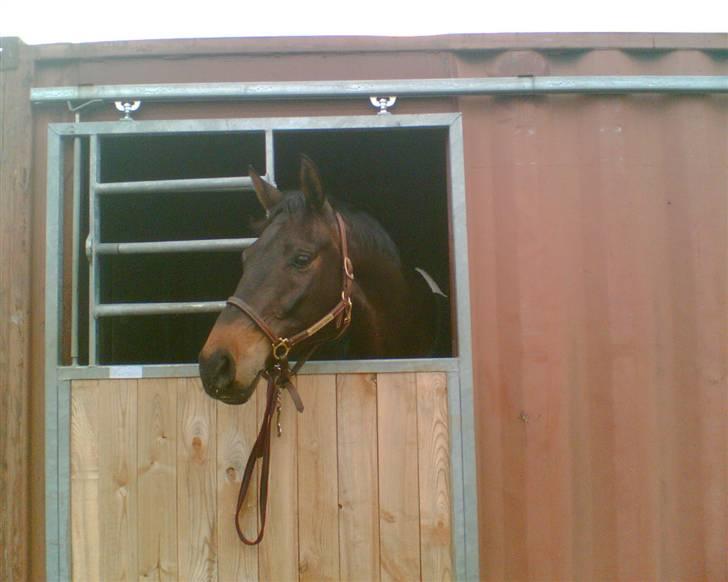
[
  {"x1": 94, "y1": 238, "x2": 255, "y2": 255},
  {"x1": 95, "y1": 176, "x2": 255, "y2": 194},
  {"x1": 95, "y1": 301, "x2": 226, "y2": 317},
  {"x1": 31, "y1": 75, "x2": 728, "y2": 104}
]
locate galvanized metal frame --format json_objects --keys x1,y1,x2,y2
[
  {"x1": 31, "y1": 75, "x2": 728, "y2": 104},
  {"x1": 70, "y1": 137, "x2": 83, "y2": 364},
  {"x1": 45, "y1": 112, "x2": 480, "y2": 580},
  {"x1": 45, "y1": 126, "x2": 65, "y2": 582},
  {"x1": 88, "y1": 136, "x2": 100, "y2": 364}
]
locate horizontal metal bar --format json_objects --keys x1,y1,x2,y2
[
  {"x1": 298, "y1": 357, "x2": 459, "y2": 374},
  {"x1": 31, "y1": 76, "x2": 728, "y2": 104},
  {"x1": 49, "y1": 114, "x2": 462, "y2": 137},
  {"x1": 95, "y1": 301, "x2": 225, "y2": 317},
  {"x1": 95, "y1": 176, "x2": 254, "y2": 195},
  {"x1": 57, "y1": 357, "x2": 460, "y2": 380},
  {"x1": 94, "y1": 238, "x2": 255, "y2": 255}
]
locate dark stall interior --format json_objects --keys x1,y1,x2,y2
[{"x1": 81, "y1": 127, "x2": 452, "y2": 364}]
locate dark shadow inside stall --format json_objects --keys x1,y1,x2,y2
[{"x1": 84, "y1": 127, "x2": 452, "y2": 364}]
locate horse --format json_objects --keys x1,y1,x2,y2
[{"x1": 198, "y1": 156, "x2": 448, "y2": 405}]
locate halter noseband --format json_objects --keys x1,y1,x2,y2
[{"x1": 225, "y1": 210, "x2": 354, "y2": 545}]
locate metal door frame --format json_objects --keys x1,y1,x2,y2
[{"x1": 44, "y1": 113, "x2": 479, "y2": 580}]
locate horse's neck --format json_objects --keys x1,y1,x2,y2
[{"x1": 346, "y1": 246, "x2": 423, "y2": 358}]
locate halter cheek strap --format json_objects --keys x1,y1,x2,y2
[{"x1": 226, "y1": 210, "x2": 354, "y2": 546}]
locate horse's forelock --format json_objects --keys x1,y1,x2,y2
[{"x1": 261, "y1": 191, "x2": 400, "y2": 266}]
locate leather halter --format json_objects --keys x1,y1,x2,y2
[{"x1": 226, "y1": 210, "x2": 354, "y2": 545}]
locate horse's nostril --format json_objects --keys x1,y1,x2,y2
[
  {"x1": 200, "y1": 349, "x2": 235, "y2": 394},
  {"x1": 212, "y1": 351, "x2": 234, "y2": 389}
]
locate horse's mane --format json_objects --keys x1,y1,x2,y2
[{"x1": 267, "y1": 191, "x2": 401, "y2": 267}]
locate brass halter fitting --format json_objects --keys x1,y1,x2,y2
[
  {"x1": 272, "y1": 338, "x2": 291, "y2": 361},
  {"x1": 342, "y1": 293, "x2": 353, "y2": 326},
  {"x1": 344, "y1": 256, "x2": 355, "y2": 280}
]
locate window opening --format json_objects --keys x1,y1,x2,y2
[{"x1": 74, "y1": 125, "x2": 454, "y2": 365}]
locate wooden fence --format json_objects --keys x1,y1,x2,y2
[{"x1": 70, "y1": 373, "x2": 453, "y2": 581}]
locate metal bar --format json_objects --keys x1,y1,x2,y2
[
  {"x1": 94, "y1": 238, "x2": 255, "y2": 255},
  {"x1": 70, "y1": 137, "x2": 82, "y2": 365},
  {"x1": 95, "y1": 176, "x2": 254, "y2": 195},
  {"x1": 30, "y1": 75, "x2": 728, "y2": 104},
  {"x1": 449, "y1": 116, "x2": 480, "y2": 581},
  {"x1": 95, "y1": 300, "x2": 226, "y2": 317},
  {"x1": 57, "y1": 379, "x2": 71, "y2": 581},
  {"x1": 265, "y1": 129, "x2": 276, "y2": 185},
  {"x1": 57, "y1": 357, "x2": 460, "y2": 381},
  {"x1": 49, "y1": 114, "x2": 463, "y2": 137},
  {"x1": 44, "y1": 127, "x2": 64, "y2": 581},
  {"x1": 88, "y1": 136, "x2": 100, "y2": 365},
  {"x1": 447, "y1": 371, "x2": 467, "y2": 582}
]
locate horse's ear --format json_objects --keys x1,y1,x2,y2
[
  {"x1": 249, "y1": 165, "x2": 282, "y2": 214},
  {"x1": 299, "y1": 155, "x2": 327, "y2": 211}
]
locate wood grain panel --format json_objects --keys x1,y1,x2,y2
[
  {"x1": 69, "y1": 372, "x2": 457, "y2": 582},
  {"x1": 97, "y1": 379, "x2": 138, "y2": 581},
  {"x1": 377, "y1": 373, "x2": 421, "y2": 582},
  {"x1": 217, "y1": 396, "x2": 259, "y2": 581},
  {"x1": 337, "y1": 374, "x2": 380, "y2": 582},
  {"x1": 137, "y1": 379, "x2": 178, "y2": 581},
  {"x1": 297, "y1": 374, "x2": 339, "y2": 581},
  {"x1": 70, "y1": 381, "x2": 101, "y2": 582},
  {"x1": 0, "y1": 37, "x2": 33, "y2": 582},
  {"x1": 257, "y1": 384, "x2": 299, "y2": 582},
  {"x1": 177, "y1": 378, "x2": 218, "y2": 581},
  {"x1": 417, "y1": 373, "x2": 453, "y2": 581}
]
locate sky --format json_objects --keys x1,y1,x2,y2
[{"x1": 2, "y1": 0, "x2": 726, "y2": 44}]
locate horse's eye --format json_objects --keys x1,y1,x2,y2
[{"x1": 292, "y1": 253, "x2": 313, "y2": 269}]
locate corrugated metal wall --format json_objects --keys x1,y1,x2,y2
[
  {"x1": 21, "y1": 35, "x2": 728, "y2": 580},
  {"x1": 460, "y1": 91, "x2": 726, "y2": 580}
]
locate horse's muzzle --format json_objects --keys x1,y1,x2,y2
[{"x1": 199, "y1": 348, "x2": 254, "y2": 404}]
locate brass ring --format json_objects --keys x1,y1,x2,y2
[{"x1": 272, "y1": 338, "x2": 291, "y2": 361}]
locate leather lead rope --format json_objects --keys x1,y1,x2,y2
[
  {"x1": 234, "y1": 371, "x2": 277, "y2": 545},
  {"x1": 229, "y1": 211, "x2": 354, "y2": 545},
  {"x1": 232, "y1": 342, "x2": 321, "y2": 545}
]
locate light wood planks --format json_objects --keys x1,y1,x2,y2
[
  {"x1": 297, "y1": 375, "x2": 340, "y2": 581},
  {"x1": 417, "y1": 373, "x2": 454, "y2": 582},
  {"x1": 177, "y1": 378, "x2": 218, "y2": 581},
  {"x1": 337, "y1": 374, "x2": 380, "y2": 582},
  {"x1": 257, "y1": 384, "x2": 299, "y2": 582},
  {"x1": 217, "y1": 393, "x2": 259, "y2": 581},
  {"x1": 71, "y1": 381, "x2": 101, "y2": 582},
  {"x1": 98, "y1": 379, "x2": 138, "y2": 581},
  {"x1": 377, "y1": 373, "x2": 422, "y2": 582},
  {"x1": 138, "y1": 379, "x2": 178, "y2": 581},
  {"x1": 70, "y1": 373, "x2": 455, "y2": 581}
]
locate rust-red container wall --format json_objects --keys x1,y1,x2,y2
[
  {"x1": 17, "y1": 35, "x2": 728, "y2": 580},
  {"x1": 461, "y1": 92, "x2": 727, "y2": 580}
]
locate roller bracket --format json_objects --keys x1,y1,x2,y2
[
  {"x1": 114, "y1": 100, "x2": 141, "y2": 121},
  {"x1": 369, "y1": 96, "x2": 397, "y2": 115}
]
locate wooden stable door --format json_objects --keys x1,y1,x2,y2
[{"x1": 70, "y1": 373, "x2": 453, "y2": 581}]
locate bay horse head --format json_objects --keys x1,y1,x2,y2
[{"x1": 199, "y1": 156, "x2": 351, "y2": 405}]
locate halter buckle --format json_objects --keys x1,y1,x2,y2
[
  {"x1": 344, "y1": 257, "x2": 354, "y2": 280},
  {"x1": 272, "y1": 338, "x2": 291, "y2": 361},
  {"x1": 343, "y1": 295, "x2": 353, "y2": 326}
]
